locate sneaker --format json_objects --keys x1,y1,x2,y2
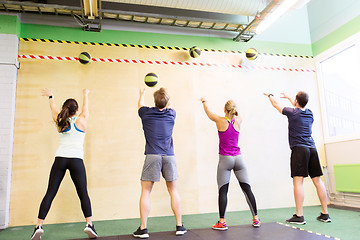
[
  {"x1": 133, "y1": 227, "x2": 149, "y2": 239},
  {"x1": 176, "y1": 225, "x2": 187, "y2": 235},
  {"x1": 286, "y1": 214, "x2": 306, "y2": 225},
  {"x1": 252, "y1": 219, "x2": 261, "y2": 228},
  {"x1": 316, "y1": 213, "x2": 331, "y2": 223},
  {"x1": 31, "y1": 226, "x2": 44, "y2": 240},
  {"x1": 84, "y1": 224, "x2": 98, "y2": 239},
  {"x1": 212, "y1": 221, "x2": 228, "y2": 230}
]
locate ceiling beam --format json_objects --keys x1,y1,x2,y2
[
  {"x1": 0, "y1": 0, "x2": 254, "y2": 39},
  {"x1": 45, "y1": 0, "x2": 250, "y2": 25},
  {"x1": 100, "y1": 1, "x2": 250, "y2": 25}
]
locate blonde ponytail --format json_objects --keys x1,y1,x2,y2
[{"x1": 225, "y1": 100, "x2": 238, "y2": 117}]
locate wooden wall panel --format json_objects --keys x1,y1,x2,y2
[{"x1": 10, "y1": 41, "x2": 323, "y2": 226}]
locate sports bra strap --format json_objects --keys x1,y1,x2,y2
[{"x1": 225, "y1": 116, "x2": 235, "y2": 124}]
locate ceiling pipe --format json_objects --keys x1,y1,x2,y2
[
  {"x1": 103, "y1": 0, "x2": 271, "y2": 16},
  {"x1": 233, "y1": 0, "x2": 310, "y2": 42}
]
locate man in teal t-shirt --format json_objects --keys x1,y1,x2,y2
[
  {"x1": 133, "y1": 88, "x2": 187, "y2": 239},
  {"x1": 264, "y1": 91, "x2": 331, "y2": 225}
]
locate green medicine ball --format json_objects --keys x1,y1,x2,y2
[
  {"x1": 144, "y1": 73, "x2": 158, "y2": 87},
  {"x1": 246, "y1": 48, "x2": 258, "y2": 60},
  {"x1": 189, "y1": 46, "x2": 201, "y2": 58},
  {"x1": 79, "y1": 52, "x2": 91, "y2": 64}
]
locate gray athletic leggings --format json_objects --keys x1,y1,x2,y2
[{"x1": 217, "y1": 154, "x2": 257, "y2": 218}]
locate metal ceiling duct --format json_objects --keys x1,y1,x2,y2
[
  {"x1": 103, "y1": 0, "x2": 272, "y2": 16},
  {"x1": 0, "y1": 0, "x2": 280, "y2": 41}
]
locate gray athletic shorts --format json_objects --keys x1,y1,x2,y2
[{"x1": 141, "y1": 154, "x2": 178, "y2": 182}]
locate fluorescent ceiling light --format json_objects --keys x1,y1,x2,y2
[
  {"x1": 255, "y1": 0, "x2": 299, "y2": 34},
  {"x1": 83, "y1": 0, "x2": 98, "y2": 19}
]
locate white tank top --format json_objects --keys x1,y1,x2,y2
[{"x1": 55, "y1": 117, "x2": 85, "y2": 159}]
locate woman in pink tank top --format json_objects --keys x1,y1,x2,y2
[{"x1": 201, "y1": 98, "x2": 260, "y2": 230}]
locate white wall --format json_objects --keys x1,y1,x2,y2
[
  {"x1": 314, "y1": 33, "x2": 360, "y2": 208},
  {"x1": 0, "y1": 34, "x2": 18, "y2": 229},
  {"x1": 192, "y1": 53, "x2": 324, "y2": 213}
]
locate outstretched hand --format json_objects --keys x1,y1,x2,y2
[
  {"x1": 139, "y1": 88, "x2": 146, "y2": 96},
  {"x1": 263, "y1": 93, "x2": 274, "y2": 97},
  {"x1": 280, "y1": 93, "x2": 289, "y2": 99},
  {"x1": 83, "y1": 89, "x2": 90, "y2": 95},
  {"x1": 41, "y1": 88, "x2": 53, "y2": 97}
]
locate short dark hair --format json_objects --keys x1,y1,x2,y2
[
  {"x1": 153, "y1": 88, "x2": 169, "y2": 109},
  {"x1": 296, "y1": 91, "x2": 309, "y2": 108}
]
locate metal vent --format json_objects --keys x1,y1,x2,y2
[{"x1": 0, "y1": 0, "x2": 280, "y2": 41}]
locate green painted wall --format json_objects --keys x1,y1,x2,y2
[
  {"x1": 1, "y1": 8, "x2": 359, "y2": 57},
  {"x1": 0, "y1": 14, "x2": 312, "y2": 56},
  {"x1": 0, "y1": 15, "x2": 20, "y2": 36},
  {"x1": 312, "y1": 14, "x2": 360, "y2": 56},
  {"x1": 19, "y1": 23, "x2": 312, "y2": 56},
  {"x1": 334, "y1": 164, "x2": 360, "y2": 193}
]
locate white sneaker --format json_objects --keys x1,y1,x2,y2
[
  {"x1": 31, "y1": 226, "x2": 44, "y2": 240},
  {"x1": 84, "y1": 224, "x2": 98, "y2": 239}
]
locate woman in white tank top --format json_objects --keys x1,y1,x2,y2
[{"x1": 31, "y1": 88, "x2": 97, "y2": 240}]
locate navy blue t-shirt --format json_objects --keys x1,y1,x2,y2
[
  {"x1": 138, "y1": 106, "x2": 176, "y2": 156},
  {"x1": 282, "y1": 107, "x2": 316, "y2": 149}
]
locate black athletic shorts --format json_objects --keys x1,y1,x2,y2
[{"x1": 290, "y1": 146, "x2": 323, "y2": 178}]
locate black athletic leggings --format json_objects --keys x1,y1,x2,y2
[
  {"x1": 219, "y1": 182, "x2": 257, "y2": 218},
  {"x1": 38, "y1": 157, "x2": 92, "y2": 219}
]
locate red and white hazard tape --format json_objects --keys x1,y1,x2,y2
[{"x1": 18, "y1": 55, "x2": 316, "y2": 73}]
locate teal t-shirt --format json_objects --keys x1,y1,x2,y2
[{"x1": 282, "y1": 107, "x2": 316, "y2": 149}]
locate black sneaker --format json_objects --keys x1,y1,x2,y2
[
  {"x1": 84, "y1": 224, "x2": 98, "y2": 239},
  {"x1": 176, "y1": 225, "x2": 187, "y2": 236},
  {"x1": 133, "y1": 227, "x2": 149, "y2": 239},
  {"x1": 316, "y1": 213, "x2": 331, "y2": 223},
  {"x1": 286, "y1": 214, "x2": 306, "y2": 224},
  {"x1": 31, "y1": 225, "x2": 44, "y2": 240}
]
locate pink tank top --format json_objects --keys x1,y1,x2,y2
[{"x1": 218, "y1": 118, "x2": 241, "y2": 156}]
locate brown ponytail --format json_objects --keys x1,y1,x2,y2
[{"x1": 56, "y1": 98, "x2": 78, "y2": 132}]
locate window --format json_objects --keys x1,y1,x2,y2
[{"x1": 316, "y1": 33, "x2": 360, "y2": 142}]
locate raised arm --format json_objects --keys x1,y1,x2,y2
[
  {"x1": 78, "y1": 89, "x2": 90, "y2": 120},
  {"x1": 234, "y1": 114, "x2": 243, "y2": 125},
  {"x1": 263, "y1": 93, "x2": 284, "y2": 114},
  {"x1": 200, "y1": 98, "x2": 222, "y2": 122},
  {"x1": 138, "y1": 88, "x2": 145, "y2": 109},
  {"x1": 41, "y1": 88, "x2": 58, "y2": 122},
  {"x1": 166, "y1": 99, "x2": 173, "y2": 109},
  {"x1": 281, "y1": 92, "x2": 295, "y2": 107}
]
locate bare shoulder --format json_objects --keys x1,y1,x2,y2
[
  {"x1": 216, "y1": 117, "x2": 229, "y2": 131},
  {"x1": 75, "y1": 115, "x2": 86, "y2": 125}
]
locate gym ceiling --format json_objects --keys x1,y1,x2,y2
[{"x1": 0, "y1": 0, "x2": 309, "y2": 41}]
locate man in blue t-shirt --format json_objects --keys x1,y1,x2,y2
[
  {"x1": 133, "y1": 87, "x2": 187, "y2": 238},
  {"x1": 264, "y1": 91, "x2": 331, "y2": 224}
]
